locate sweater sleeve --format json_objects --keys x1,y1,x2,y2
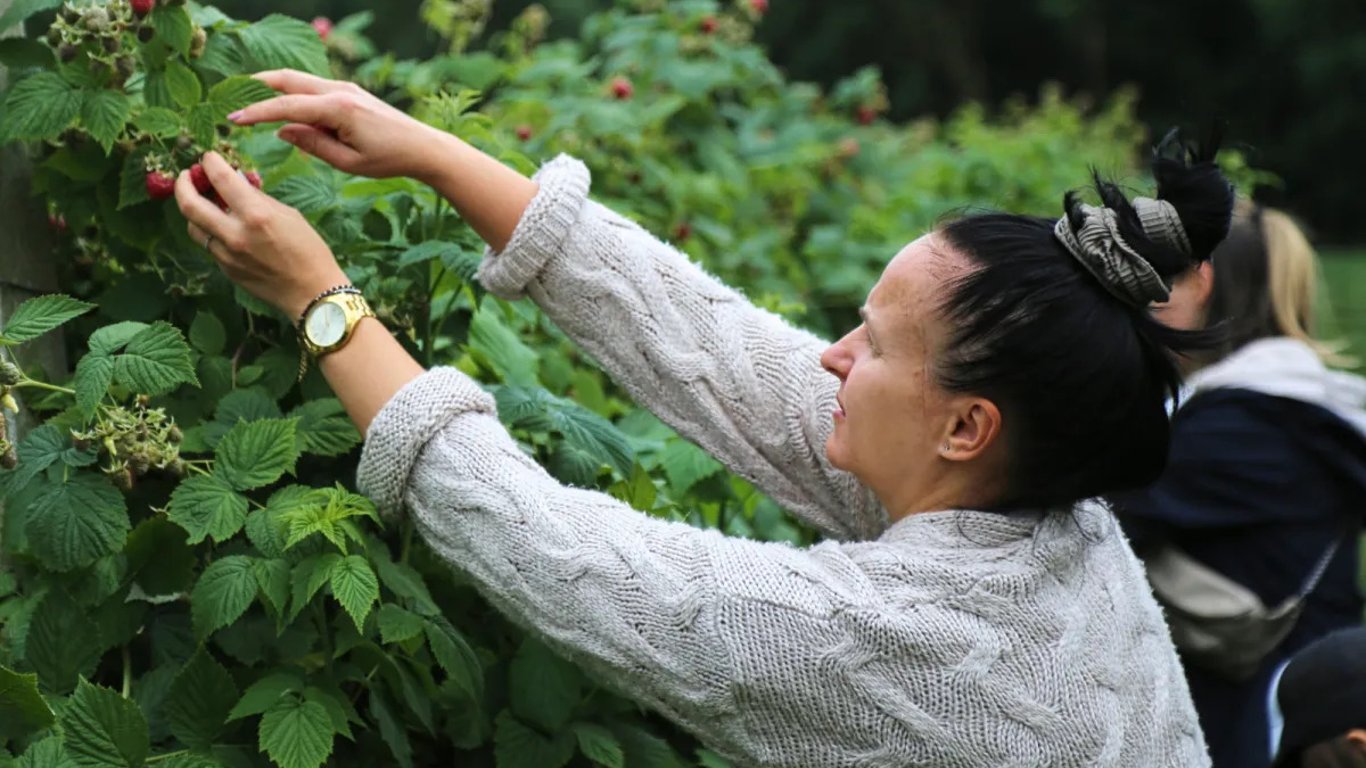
[
  {"x1": 475, "y1": 154, "x2": 886, "y2": 542},
  {"x1": 354, "y1": 366, "x2": 863, "y2": 756}
]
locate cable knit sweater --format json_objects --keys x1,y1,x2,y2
[{"x1": 355, "y1": 155, "x2": 1209, "y2": 767}]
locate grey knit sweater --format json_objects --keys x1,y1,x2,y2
[{"x1": 355, "y1": 155, "x2": 1210, "y2": 767}]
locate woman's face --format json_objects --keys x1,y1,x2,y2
[
  {"x1": 819, "y1": 234, "x2": 999, "y2": 515},
  {"x1": 1151, "y1": 261, "x2": 1213, "y2": 332}
]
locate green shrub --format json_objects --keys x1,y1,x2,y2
[{"x1": 0, "y1": 1, "x2": 1252, "y2": 766}]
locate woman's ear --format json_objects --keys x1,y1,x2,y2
[{"x1": 940, "y1": 398, "x2": 1001, "y2": 462}]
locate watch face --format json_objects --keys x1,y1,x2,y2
[{"x1": 306, "y1": 302, "x2": 348, "y2": 347}]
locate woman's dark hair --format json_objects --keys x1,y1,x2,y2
[{"x1": 935, "y1": 130, "x2": 1234, "y2": 509}]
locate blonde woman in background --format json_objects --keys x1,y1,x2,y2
[{"x1": 1116, "y1": 200, "x2": 1366, "y2": 768}]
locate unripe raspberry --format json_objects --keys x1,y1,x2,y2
[{"x1": 0, "y1": 362, "x2": 21, "y2": 386}]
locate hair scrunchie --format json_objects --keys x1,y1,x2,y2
[{"x1": 1053, "y1": 203, "x2": 1173, "y2": 308}]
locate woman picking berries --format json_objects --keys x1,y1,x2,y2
[{"x1": 176, "y1": 69, "x2": 1233, "y2": 766}]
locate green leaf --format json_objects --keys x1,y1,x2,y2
[
  {"x1": 206, "y1": 75, "x2": 277, "y2": 113},
  {"x1": 252, "y1": 558, "x2": 290, "y2": 618},
  {"x1": 167, "y1": 647, "x2": 238, "y2": 751},
  {"x1": 0, "y1": 664, "x2": 55, "y2": 740},
  {"x1": 696, "y1": 748, "x2": 733, "y2": 768},
  {"x1": 271, "y1": 176, "x2": 338, "y2": 215},
  {"x1": 15, "y1": 735, "x2": 67, "y2": 768},
  {"x1": 60, "y1": 678, "x2": 150, "y2": 768},
  {"x1": 291, "y1": 399, "x2": 360, "y2": 457},
  {"x1": 227, "y1": 671, "x2": 303, "y2": 721},
  {"x1": 90, "y1": 321, "x2": 149, "y2": 355},
  {"x1": 301, "y1": 686, "x2": 354, "y2": 739},
  {"x1": 494, "y1": 711, "x2": 575, "y2": 768},
  {"x1": 117, "y1": 146, "x2": 155, "y2": 209},
  {"x1": 187, "y1": 103, "x2": 218, "y2": 147},
  {"x1": 114, "y1": 321, "x2": 199, "y2": 396},
  {"x1": 573, "y1": 723, "x2": 625, "y2": 768},
  {"x1": 214, "y1": 418, "x2": 298, "y2": 491},
  {"x1": 80, "y1": 90, "x2": 132, "y2": 154},
  {"x1": 468, "y1": 301, "x2": 538, "y2": 387},
  {"x1": 4, "y1": 424, "x2": 66, "y2": 495},
  {"x1": 26, "y1": 474, "x2": 129, "y2": 572},
  {"x1": 124, "y1": 517, "x2": 196, "y2": 597},
  {"x1": 376, "y1": 604, "x2": 423, "y2": 645},
  {"x1": 328, "y1": 555, "x2": 378, "y2": 633},
  {"x1": 659, "y1": 439, "x2": 723, "y2": 495},
  {"x1": 244, "y1": 508, "x2": 287, "y2": 559},
  {"x1": 133, "y1": 107, "x2": 183, "y2": 139},
  {"x1": 188, "y1": 312, "x2": 227, "y2": 356},
  {"x1": 164, "y1": 59, "x2": 202, "y2": 110},
  {"x1": 395, "y1": 240, "x2": 456, "y2": 269},
  {"x1": 0, "y1": 294, "x2": 94, "y2": 345},
  {"x1": 509, "y1": 638, "x2": 581, "y2": 734},
  {"x1": 258, "y1": 696, "x2": 333, "y2": 768},
  {"x1": 237, "y1": 14, "x2": 329, "y2": 76},
  {"x1": 278, "y1": 486, "x2": 372, "y2": 552},
  {"x1": 167, "y1": 473, "x2": 249, "y2": 545},
  {"x1": 612, "y1": 723, "x2": 689, "y2": 768},
  {"x1": 0, "y1": 0, "x2": 62, "y2": 31},
  {"x1": 24, "y1": 590, "x2": 105, "y2": 694},
  {"x1": 0, "y1": 72, "x2": 81, "y2": 143},
  {"x1": 151, "y1": 5, "x2": 194, "y2": 56},
  {"x1": 375, "y1": 558, "x2": 438, "y2": 615},
  {"x1": 191, "y1": 555, "x2": 258, "y2": 639},
  {"x1": 366, "y1": 690, "x2": 413, "y2": 768},
  {"x1": 423, "y1": 620, "x2": 482, "y2": 701},
  {"x1": 74, "y1": 353, "x2": 115, "y2": 418},
  {"x1": 290, "y1": 553, "x2": 340, "y2": 620}
]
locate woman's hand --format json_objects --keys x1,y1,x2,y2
[
  {"x1": 174, "y1": 151, "x2": 349, "y2": 319},
  {"x1": 228, "y1": 69, "x2": 443, "y2": 182}
]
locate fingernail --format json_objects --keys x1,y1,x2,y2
[{"x1": 227, "y1": 111, "x2": 244, "y2": 122}]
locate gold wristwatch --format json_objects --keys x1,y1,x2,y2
[{"x1": 296, "y1": 287, "x2": 376, "y2": 380}]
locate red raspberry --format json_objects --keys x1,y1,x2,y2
[
  {"x1": 130, "y1": 0, "x2": 154, "y2": 17},
  {"x1": 750, "y1": 0, "x2": 768, "y2": 14},
  {"x1": 856, "y1": 105, "x2": 877, "y2": 125},
  {"x1": 244, "y1": 170, "x2": 262, "y2": 189},
  {"x1": 189, "y1": 163, "x2": 212, "y2": 195},
  {"x1": 700, "y1": 16, "x2": 718, "y2": 34},
  {"x1": 610, "y1": 76, "x2": 633, "y2": 100},
  {"x1": 311, "y1": 17, "x2": 333, "y2": 40},
  {"x1": 672, "y1": 222, "x2": 692, "y2": 242},
  {"x1": 515, "y1": 125, "x2": 533, "y2": 141},
  {"x1": 145, "y1": 171, "x2": 175, "y2": 200},
  {"x1": 837, "y1": 137, "x2": 860, "y2": 159}
]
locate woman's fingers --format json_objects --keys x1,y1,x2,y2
[
  {"x1": 200, "y1": 152, "x2": 264, "y2": 216},
  {"x1": 229, "y1": 93, "x2": 339, "y2": 129},
  {"x1": 174, "y1": 166, "x2": 236, "y2": 238},
  {"x1": 185, "y1": 221, "x2": 232, "y2": 260},
  {"x1": 253, "y1": 69, "x2": 352, "y2": 96},
  {"x1": 276, "y1": 123, "x2": 364, "y2": 170}
]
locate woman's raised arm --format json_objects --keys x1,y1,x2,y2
[{"x1": 228, "y1": 70, "x2": 886, "y2": 541}]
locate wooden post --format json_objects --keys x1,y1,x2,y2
[{"x1": 1, "y1": 0, "x2": 69, "y2": 548}]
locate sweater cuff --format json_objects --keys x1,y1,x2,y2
[
  {"x1": 355, "y1": 366, "x2": 497, "y2": 522},
  {"x1": 476, "y1": 154, "x2": 591, "y2": 299}
]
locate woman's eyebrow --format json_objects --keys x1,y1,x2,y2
[{"x1": 858, "y1": 307, "x2": 881, "y2": 346}]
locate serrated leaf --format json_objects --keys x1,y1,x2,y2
[
  {"x1": 328, "y1": 555, "x2": 377, "y2": 633},
  {"x1": 187, "y1": 103, "x2": 218, "y2": 147},
  {"x1": 423, "y1": 620, "x2": 482, "y2": 701},
  {"x1": 167, "y1": 473, "x2": 249, "y2": 544},
  {"x1": 366, "y1": 689, "x2": 413, "y2": 768},
  {"x1": 301, "y1": 686, "x2": 353, "y2": 739},
  {"x1": 0, "y1": 664, "x2": 55, "y2": 740},
  {"x1": 0, "y1": 0, "x2": 62, "y2": 31},
  {"x1": 278, "y1": 486, "x2": 372, "y2": 552},
  {"x1": 133, "y1": 107, "x2": 183, "y2": 139},
  {"x1": 164, "y1": 59, "x2": 202, "y2": 109},
  {"x1": 244, "y1": 510, "x2": 286, "y2": 560},
  {"x1": 271, "y1": 176, "x2": 337, "y2": 215},
  {"x1": 258, "y1": 696, "x2": 333, "y2": 768},
  {"x1": 117, "y1": 146, "x2": 154, "y2": 209},
  {"x1": 15, "y1": 734, "x2": 67, "y2": 768},
  {"x1": 375, "y1": 558, "x2": 438, "y2": 615},
  {"x1": 612, "y1": 723, "x2": 689, "y2": 768},
  {"x1": 188, "y1": 312, "x2": 226, "y2": 355},
  {"x1": 114, "y1": 321, "x2": 198, "y2": 396},
  {"x1": 167, "y1": 647, "x2": 238, "y2": 750},
  {"x1": 152, "y1": 5, "x2": 194, "y2": 55},
  {"x1": 252, "y1": 558, "x2": 290, "y2": 618},
  {"x1": 26, "y1": 474, "x2": 129, "y2": 572},
  {"x1": 24, "y1": 589, "x2": 105, "y2": 694},
  {"x1": 395, "y1": 240, "x2": 455, "y2": 269},
  {"x1": 206, "y1": 75, "x2": 276, "y2": 113},
  {"x1": 191, "y1": 555, "x2": 258, "y2": 639},
  {"x1": 290, "y1": 553, "x2": 340, "y2": 620},
  {"x1": 237, "y1": 14, "x2": 329, "y2": 76},
  {"x1": 4, "y1": 424, "x2": 65, "y2": 495},
  {"x1": 695, "y1": 748, "x2": 733, "y2": 768},
  {"x1": 573, "y1": 723, "x2": 625, "y2": 768},
  {"x1": 90, "y1": 321, "x2": 149, "y2": 355},
  {"x1": 376, "y1": 604, "x2": 423, "y2": 645},
  {"x1": 291, "y1": 399, "x2": 360, "y2": 457},
  {"x1": 214, "y1": 418, "x2": 298, "y2": 491},
  {"x1": 0, "y1": 72, "x2": 81, "y2": 143},
  {"x1": 659, "y1": 439, "x2": 723, "y2": 495},
  {"x1": 440, "y1": 247, "x2": 483, "y2": 283},
  {"x1": 509, "y1": 638, "x2": 582, "y2": 733},
  {"x1": 0, "y1": 294, "x2": 94, "y2": 345},
  {"x1": 124, "y1": 517, "x2": 196, "y2": 597},
  {"x1": 80, "y1": 90, "x2": 131, "y2": 154},
  {"x1": 61, "y1": 678, "x2": 149, "y2": 768},
  {"x1": 227, "y1": 671, "x2": 304, "y2": 721},
  {"x1": 74, "y1": 353, "x2": 114, "y2": 418},
  {"x1": 494, "y1": 711, "x2": 575, "y2": 768}
]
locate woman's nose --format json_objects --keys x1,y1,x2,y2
[{"x1": 820, "y1": 340, "x2": 851, "y2": 380}]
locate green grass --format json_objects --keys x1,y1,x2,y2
[{"x1": 1319, "y1": 249, "x2": 1366, "y2": 370}]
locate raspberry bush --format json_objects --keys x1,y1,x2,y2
[{"x1": 0, "y1": 1, "x2": 1262, "y2": 766}]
